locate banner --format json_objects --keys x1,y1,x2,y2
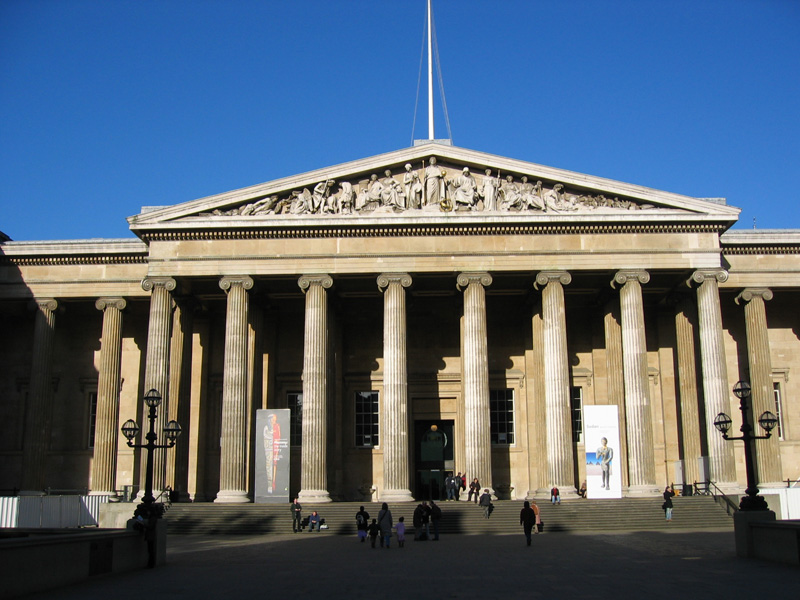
[
  {"x1": 255, "y1": 409, "x2": 290, "y2": 503},
  {"x1": 583, "y1": 405, "x2": 622, "y2": 499}
]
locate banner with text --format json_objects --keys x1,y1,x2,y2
[
  {"x1": 584, "y1": 405, "x2": 622, "y2": 499},
  {"x1": 255, "y1": 409, "x2": 290, "y2": 503}
]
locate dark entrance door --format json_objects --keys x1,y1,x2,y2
[{"x1": 414, "y1": 420, "x2": 454, "y2": 500}]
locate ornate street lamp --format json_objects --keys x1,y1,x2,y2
[
  {"x1": 121, "y1": 388, "x2": 182, "y2": 514},
  {"x1": 714, "y1": 380, "x2": 777, "y2": 511}
]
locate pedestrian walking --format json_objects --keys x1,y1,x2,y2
[
  {"x1": 396, "y1": 516, "x2": 406, "y2": 547},
  {"x1": 520, "y1": 501, "x2": 537, "y2": 546},
  {"x1": 367, "y1": 519, "x2": 380, "y2": 548},
  {"x1": 479, "y1": 489, "x2": 493, "y2": 519},
  {"x1": 377, "y1": 502, "x2": 393, "y2": 548},
  {"x1": 355, "y1": 505, "x2": 370, "y2": 542}
]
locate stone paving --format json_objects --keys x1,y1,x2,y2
[{"x1": 22, "y1": 528, "x2": 797, "y2": 599}]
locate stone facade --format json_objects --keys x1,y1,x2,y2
[{"x1": 1, "y1": 144, "x2": 798, "y2": 501}]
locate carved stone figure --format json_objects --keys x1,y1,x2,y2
[
  {"x1": 451, "y1": 167, "x2": 478, "y2": 209},
  {"x1": 290, "y1": 189, "x2": 312, "y2": 214},
  {"x1": 338, "y1": 181, "x2": 355, "y2": 214},
  {"x1": 543, "y1": 184, "x2": 566, "y2": 212},
  {"x1": 424, "y1": 157, "x2": 445, "y2": 206},
  {"x1": 499, "y1": 175, "x2": 522, "y2": 210},
  {"x1": 480, "y1": 169, "x2": 500, "y2": 211},
  {"x1": 403, "y1": 163, "x2": 423, "y2": 209},
  {"x1": 381, "y1": 170, "x2": 405, "y2": 209},
  {"x1": 311, "y1": 180, "x2": 335, "y2": 214},
  {"x1": 519, "y1": 176, "x2": 545, "y2": 211}
]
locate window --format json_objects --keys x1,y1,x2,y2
[
  {"x1": 570, "y1": 386, "x2": 583, "y2": 443},
  {"x1": 87, "y1": 391, "x2": 98, "y2": 448},
  {"x1": 354, "y1": 391, "x2": 379, "y2": 448},
  {"x1": 287, "y1": 392, "x2": 303, "y2": 446},
  {"x1": 773, "y1": 381, "x2": 785, "y2": 440},
  {"x1": 490, "y1": 389, "x2": 514, "y2": 445}
]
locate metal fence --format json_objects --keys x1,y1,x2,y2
[{"x1": 0, "y1": 495, "x2": 107, "y2": 528}]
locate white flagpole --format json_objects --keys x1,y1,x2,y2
[{"x1": 427, "y1": 0, "x2": 434, "y2": 140}]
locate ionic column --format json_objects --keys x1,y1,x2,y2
[
  {"x1": 735, "y1": 288, "x2": 782, "y2": 487},
  {"x1": 603, "y1": 302, "x2": 629, "y2": 488},
  {"x1": 215, "y1": 276, "x2": 254, "y2": 503},
  {"x1": 298, "y1": 274, "x2": 333, "y2": 503},
  {"x1": 534, "y1": 271, "x2": 575, "y2": 494},
  {"x1": 687, "y1": 270, "x2": 736, "y2": 488},
  {"x1": 166, "y1": 297, "x2": 194, "y2": 501},
  {"x1": 90, "y1": 298, "x2": 126, "y2": 496},
  {"x1": 673, "y1": 297, "x2": 703, "y2": 487},
  {"x1": 611, "y1": 270, "x2": 657, "y2": 494},
  {"x1": 140, "y1": 277, "x2": 176, "y2": 495},
  {"x1": 378, "y1": 273, "x2": 414, "y2": 502},
  {"x1": 457, "y1": 272, "x2": 493, "y2": 496},
  {"x1": 21, "y1": 299, "x2": 59, "y2": 492}
]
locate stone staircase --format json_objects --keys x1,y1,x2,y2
[{"x1": 164, "y1": 496, "x2": 734, "y2": 535}]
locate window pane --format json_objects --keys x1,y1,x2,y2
[
  {"x1": 355, "y1": 391, "x2": 379, "y2": 448},
  {"x1": 490, "y1": 389, "x2": 514, "y2": 445}
]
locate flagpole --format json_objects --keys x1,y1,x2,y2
[{"x1": 427, "y1": 0, "x2": 434, "y2": 140}]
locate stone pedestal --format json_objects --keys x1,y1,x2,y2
[
  {"x1": 378, "y1": 273, "x2": 414, "y2": 502},
  {"x1": 458, "y1": 272, "x2": 493, "y2": 496},
  {"x1": 298, "y1": 275, "x2": 333, "y2": 503},
  {"x1": 215, "y1": 276, "x2": 253, "y2": 503},
  {"x1": 734, "y1": 509, "x2": 776, "y2": 558}
]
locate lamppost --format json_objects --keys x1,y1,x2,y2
[
  {"x1": 713, "y1": 380, "x2": 778, "y2": 511},
  {"x1": 121, "y1": 388, "x2": 182, "y2": 517}
]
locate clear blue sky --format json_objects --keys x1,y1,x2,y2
[{"x1": 2, "y1": 0, "x2": 799, "y2": 241}]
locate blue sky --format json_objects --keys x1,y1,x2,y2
[{"x1": 1, "y1": 0, "x2": 798, "y2": 241}]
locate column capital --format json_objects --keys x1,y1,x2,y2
[
  {"x1": 95, "y1": 297, "x2": 127, "y2": 311},
  {"x1": 219, "y1": 275, "x2": 254, "y2": 292},
  {"x1": 735, "y1": 287, "x2": 773, "y2": 305},
  {"x1": 534, "y1": 271, "x2": 572, "y2": 290},
  {"x1": 456, "y1": 271, "x2": 492, "y2": 291},
  {"x1": 33, "y1": 298, "x2": 58, "y2": 311},
  {"x1": 686, "y1": 269, "x2": 728, "y2": 288},
  {"x1": 142, "y1": 276, "x2": 177, "y2": 292},
  {"x1": 377, "y1": 273, "x2": 412, "y2": 292},
  {"x1": 298, "y1": 274, "x2": 333, "y2": 293},
  {"x1": 611, "y1": 270, "x2": 650, "y2": 289}
]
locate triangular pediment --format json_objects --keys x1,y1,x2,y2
[{"x1": 128, "y1": 144, "x2": 739, "y2": 235}]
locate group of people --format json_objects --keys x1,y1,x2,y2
[
  {"x1": 355, "y1": 503, "x2": 399, "y2": 548},
  {"x1": 289, "y1": 498, "x2": 325, "y2": 532},
  {"x1": 443, "y1": 472, "x2": 466, "y2": 500}
]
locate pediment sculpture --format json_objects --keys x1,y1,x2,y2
[{"x1": 198, "y1": 156, "x2": 654, "y2": 218}]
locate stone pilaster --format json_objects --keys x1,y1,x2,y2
[
  {"x1": 21, "y1": 299, "x2": 59, "y2": 492},
  {"x1": 673, "y1": 297, "x2": 703, "y2": 487},
  {"x1": 612, "y1": 270, "x2": 657, "y2": 494},
  {"x1": 90, "y1": 298, "x2": 126, "y2": 496},
  {"x1": 141, "y1": 277, "x2": 176, "y2": 495},
  {"x1": 535, "y1": 271, "x2": 575, "y2": 494},
  {"x1": 457, "y1": 272, "x2": 493, "y2": 496},
  {"x1": 215, "y1": 276, "x2": 254, "y2": 503},
  {"x1": 298, "y1": 274, "x2": 333, "y2": 503},
  {"x1": 378, "y1": 273, "x2": 414, "y2": 502},
  {"x1": 736, "y1": 288, "x2": 782, "y2": 487},
  {"x1": 687, "y1": 270, "x2": 736, "y2": 488}
]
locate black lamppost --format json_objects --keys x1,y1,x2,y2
[
  {"x1": 121, "y1": 388, "x2": 182, "y2": 516},
  {"x1": 713, "y1": 380, "x2": 778, "y2": 511}
]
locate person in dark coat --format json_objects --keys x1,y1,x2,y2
[
  {"x1": 520, "y1": 501, "x2": 537, "y2": 546},
  {"x1": 356, "y1": 505, "x2": 370, "y2": 542},
  {"x1": 479, "y1": 489, "x2": 493, "y2": 519},
  {"x1": 291, "y1": 498, "x2": 303, "y2": 532},
  {"x1": 430, "y1": 500, "x2": 442, "y2": 540},
  {"x1": 663, "y1": 485, "x2": 675, "y2": 521}
]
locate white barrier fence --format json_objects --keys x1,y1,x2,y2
[{"x1": 0, "y1": 495, "x2": 107, "y2": 528}]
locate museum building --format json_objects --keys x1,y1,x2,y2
[{"x1": 1, "y1": 143, "x2": 798, "y2": 503}]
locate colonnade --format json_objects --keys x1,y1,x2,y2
[{"x1": 18, "y1": 269, "x2": 783, "y2": 500}]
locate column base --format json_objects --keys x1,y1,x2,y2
[
  {"x1": 214, "y1": 490, "x2": 251, "y2": 504},
  {"x1": 624, "y1": 484, "x2": 661, "y2": 497},
  {"x1": 298, "y1": 489, "x2": 332, "y2": 503},
  {"x1": 380, "y1": 489, "x2": 415, "y2": 503}
]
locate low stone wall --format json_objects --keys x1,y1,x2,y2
[
  {"x1": 0, "y1": 524, "x2": 165, "y2": 599},
  {"x1": 734, "y1": 511, "x2": 800, "y2": 566}
]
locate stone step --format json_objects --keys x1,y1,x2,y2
[{"x1": 164, "y1": 496, "x2": 733, "y2": 535}]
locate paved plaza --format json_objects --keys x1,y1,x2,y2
[{"x1": 21, "y1": 527, "x2": 797, "y2": 600}]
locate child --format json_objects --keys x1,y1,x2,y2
[
  {"x1": 367, "y1": 518, "x2": 380, "y2": 548},
  {"x1": 395, "y1": 516, "x2": 405, "y2": 548}
]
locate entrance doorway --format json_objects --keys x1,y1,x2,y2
[{"x1": 414, "y1": 420, "x2": 454, "y2": 500}]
